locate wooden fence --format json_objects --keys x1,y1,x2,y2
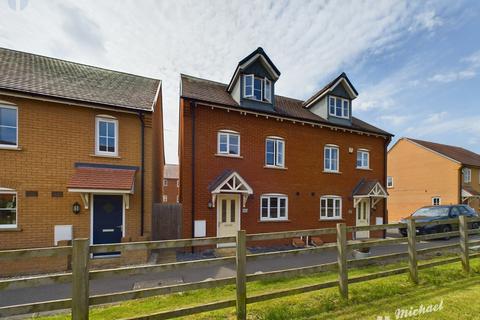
[{"x1": 1, "y1": 216, "x2": 480, "y2": 320}]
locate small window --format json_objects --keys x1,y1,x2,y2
[
  {"x1": 356, "y1": 149, "x2": 370, "y2": 169},
  {"x1": 432, "y1": 197, "x2": 441, "y2": 206},
  {"x1": 265, "y1": 137, "x2": 285, "y2": 167},
  {"x1": 320, "y1": 196, "x2": 342, "y2": 220},
  {"x1": 463, "y1": 168, "x2": 472, "y2": 183},
  {"x1": 163, "y1": 195, "x2": 168, "y2": 203},
  {"x1": 0, "y1": 105, "x2": 18, "y2": 147},
  {"x1": 244, "y1": 74, "x2": 253, "y2": 97},
  {"x1": 177, "y1": 180, "x2": 180, "y2": 188},
  {"x1": 253, "y1": 77, "x2": 263, "y2": 100},
  {"x1": 328, "y1": 96, "x2": 349, "y2": 118},
  {"x1": 260, "y1": 195, "x2": 288, "y2": 221},
  {"x1": 324, "y1": 145, "x2": 339, "y2": 172},
  {"x1": 95, "y1": 116, "x2": 118, "y2": 156},
  {"x1": 0, "y1": 191, "x2": 17, "y2": 228},
  {"x1": 163, "y1": 179, "x2": 168, "y2": 187},
  {"x1": 387, "y1": 176, "x2": 394, "y2": 188},
  {"x1": 217, "y1": 131, "x2": 240, "y2": 156},
  {"x1": 264, "y1": 78, "x2": 272, "y2": 102}
]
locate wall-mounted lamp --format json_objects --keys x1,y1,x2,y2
[
  {"x1": 207, "y1": 201, "x2": 213, "y2": 209},
  {"x1": 72, "y1": 202, "x2": 81, "y2": 214}
]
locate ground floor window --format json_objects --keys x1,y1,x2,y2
[
  {"x1": 261, "y1": 194, "x2": 288, "y2": 221},
  {"x1": 0, "y1": 191, "x2": 17, "y2": 228},
  {"x1": 320, "y1": 196, "x2": 342, "y2": 220},
  {"x1": 432, "y1": 197, "x2": 441, "y2": 206}
]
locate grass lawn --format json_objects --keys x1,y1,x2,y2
[{"x1": 40, "y1": 258, "x2": 480, "y2": 320}]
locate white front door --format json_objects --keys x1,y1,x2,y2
[
  {"x1": 356, "y1": 199, "x2": 370, "y2": 239},
  {"x1": 217, "y1": 194, "x2": 240, "y2": 247}
]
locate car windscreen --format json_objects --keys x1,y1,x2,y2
[{"x1": 412, "y1": 207, "x2": 450, "y2": 217}]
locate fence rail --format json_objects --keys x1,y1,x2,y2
[{"x1": 1, "y1": 216, "x2": 479, "y2": 319}]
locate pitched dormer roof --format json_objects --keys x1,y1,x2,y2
[
  {"x1": 226, "y1": 47, "x2": 281, "y2": 92},
  {"x1": 303, "y1": 72, "x2": 358, "y2": 109}
]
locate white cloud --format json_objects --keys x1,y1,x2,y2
[
  {"x1": 406, "y1": 114, "x2": 480, "y2": 138},
  {"x1": 0, "y1": 0, "x2": 452, "y2": 163},
  {"x1": 378, "y1": 115, "x2": 411, "y2": 126},
  {"x1": 428, "y1": 49, "x2": 480, "y2": 83}
]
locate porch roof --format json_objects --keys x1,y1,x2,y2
[
  {"x1": 67, "y1": 163, "x2": 137, "y2": 193},
  {"x1": 462, "y1": 186, "x2": 480, "y2": 198}
]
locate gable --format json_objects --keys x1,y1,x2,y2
[{"x1": 330, "y1": 81, "x2": 351, "y2": 99}]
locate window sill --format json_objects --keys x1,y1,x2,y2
[
  {"x1": 0, "y1": 145, "x2": 22, "y2": 151},
  {"x1": 319, "y1": 218, "x2": 344, "y2": 222},
  {"x1": 90, "y1": 154, "x2": 122, "y2": 159},
  {"x1": 244, "y1": 97, "x2": 271, "y2": 104},
  {"x1": 356, "y1": 167, "x2": 372, "y2": 171},
  {"x1": 215, "y1": 153, "x2": 243, "y2": 159},
  {"x1": 264, "y1": 165, "x2": 287, "y2": 170},
  {"x1": 323, "y1": 170, "x2": 342, "y2": 174},
  {"x1": 258, "y1": 219, "x2": 290, "y2": 223},
  {"x1": 0, "y1": 226, "x2": 22, "y2": 232}
]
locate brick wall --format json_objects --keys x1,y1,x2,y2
[
  {"x1": 0, "y1": 94, "x2": 163, "y2": 275},
  {"x1": 163, "y1": 178, "x2": 179, "y2": 203},
  {"x1": 180, "y1": 99, "x2": 388, "y2": 244}
]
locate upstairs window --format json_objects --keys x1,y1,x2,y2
[
  {"x1": 261, "y1": 194, "x2": 288, "y2": 221},
  {"x1": 95, "y1": 116, "x2": 118, "y2": 156},
  {"x1": 463, "y1": 168, "x2": 472, "y2": 183},
  {"x1": 0, "y1": 105, "x2": 18, "y2": 147},
  {"x1": 387, "y1": 176, "x2": 394, "y2": 188},
  {"x1": 356, "y1": 149, "x2": 370, "y2": 169},
  {"x1": 265, "y1": 137, "x2": 285, "y2": 168},
  {"x1": 218, "y1": 130, "x2": 240, "y2": 156},
  {"x1": 0, "y1": 190, "x2": 17, "y2": 228},
  {"x1": 328, "y1": 96, "x2": 349, "y2": 119},
  {"x1": 244, "y1": 75, "x2": 272, "y2": 102},
  {"x1": 324, "y1": 145, "x2": 339, "y2": 172}
]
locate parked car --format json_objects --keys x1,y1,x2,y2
[{"x1": 399, "y1": 205, "x2": 479, "y2": 239}]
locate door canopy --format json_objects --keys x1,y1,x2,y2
[
  {"x1": 209, "y1": 170, "x2": 253, "y2": 207},
  {"x1": 352, "y1": 179, "x2": 388, "y2": 209},
  {"x1": 462, "y1": 186, "x2": 480, "y2": 202}
]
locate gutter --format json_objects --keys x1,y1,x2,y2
[
  {"x1": 138, "y1": 112, "x2": 146, "y2": 236},
  {"x1": 383, "y1": 136, "x2": 392, "y2": 238}
]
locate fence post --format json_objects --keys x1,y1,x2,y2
[
  {"x1": 336, "y1": 223, "x2": 348, "y2": 299},
  {"x1": 72, "y1": 238, "x2": 90, "y2": 320},
  {"x1": 459, "y1": 215, "x2": 470, "y2": 273},
  {"x1": 407, "y1": 219, "x2": 418, "y2": 284},
  {"x1": 236, "y1": 230, "x2": 247, "y2": 320}
]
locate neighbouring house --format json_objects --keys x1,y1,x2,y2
[
  {"x1": 163, "y1": 164, "x2": 179, "y2": 203},
  {"x1": 178, "y1": 47, "x2": 392, "y2": 245},
  {"x1": 0, "y1": 48, "x2": 164, "y2": 276},
  {"x1": 387, "y1": 138, "x2": 480, "y2": 222}
]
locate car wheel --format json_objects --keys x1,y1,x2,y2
[
  {"x1": 472, "y1": 222, "x2": 479, "y2": 229},
  {"x1": 441, "y1": 225, "x2": 452, "y2": 240}
]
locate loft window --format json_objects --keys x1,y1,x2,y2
[
  {"x1": 95, "y1": 116, "x2": 118, "y2": 156},
  {"x1": 260, "y1": 194, "x2": 288, "y2": 221},
  {"x1": 217, "y1": 130, "x2": 240, "y2": 156},
  {"x1": 0, "y1": 190, "x2": 17, "y2": 228},
  {"x1": 356, "y1": 149, "x2": 370, "y2": 169},
  {"x1": 328, "y1": 96, "x2": 349, "y2": 119},
  {"x1": 243, "y1": 75, "x2": 272, "y2": 102},
  {"x1": 265, "y1": 137, "x2": 285, "y2": 167},
  {"x1": 463, "y1": 168, "x2": 472, "y2": 183},
  {"x1": 320, "y1": 196, "x2": 342, "y2": 220},
  {"x1": 324, "y1": 145, "x2": 339, "y2": 172},
  {"x1": 0, "y1": 105, "x2": 18, "y2": 147}
]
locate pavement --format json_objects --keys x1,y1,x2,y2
[{"x1": 1, "y1": 229, "x2": 477, "y2": 308}]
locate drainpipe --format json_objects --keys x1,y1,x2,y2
[
  {"x1": 138, "y1": 112, "x2": 145, "y2": 237},
  {"x1": 459, "y1": 167, "x2": 463, "y2": 205},
  {"x1": 383, "y1": 136, "x2": 392, "y2": 239},
  {"x1": 191, "y1": 101, "x2": 197, "y2": 241}
]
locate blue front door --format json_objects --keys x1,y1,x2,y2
[{"x1": 93, "y1": 195, "x2": 123, "y2": 249}]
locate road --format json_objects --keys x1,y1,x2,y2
[{"x1": 1, "y1": 232, "x2": 478, "y2": 308}]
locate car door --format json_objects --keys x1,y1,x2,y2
[{"x1": 449, "y1": 207, "x2": 461, "y2": 231}]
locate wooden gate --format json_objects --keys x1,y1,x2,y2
[{"x1": 152, "y1": 203, "x2": 182, "y2": 240}]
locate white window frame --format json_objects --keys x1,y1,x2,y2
[
  {"x1": 252, "y1": 76, "x2": 263, "y2": 101},
  {"x1": 320, "y1": 195, "x2": 342, "y2": 220},
  {"x1": 163, "y1": 179, "x2": 168, "y2": 187},
  {"x1": 463, "y1": 168, "x2": 472, "y2": 183},
  {"x1": 0, "y1": 190, "x2": 17, "y2": 228},
  {"x1": 260, "y1": 194, "x2": 288, "y2": 221},
  {"x1": 243, "y1": 74, "x2": 254, "y2": 98},
  {"x1": 264, "y1": 78, "x2": 272, "y2": 102},
  {"x1": 328, "y1": 96, "x2": 349, "y2": 119},
  {"x1": 387, "y1": 176, "x2": 394, "y2": 188},
  {"x1": 265, "y1": 137, "x2": 285, "y2": 168},
  {"x1": 217, "y1": 130, "x2": 241, "y2": 156},
  {"x1": 163, "y1": 195, "x2": 168, "y2": 203},
  {"x1": 95, "y1": 116, "x2": 119, "y2": 157},
  {"x1": 356, "y1": 149, "x2": 370, "y2": 169},
  {"x1": 0, "y1": 105, "x2": 18, "y2": 148},
  {"x1": 324, "y1": 144, "x2": 339, "y2": 172},
  {"x1": 432, "y1": 197, "x2": 441, "y2": 206}
]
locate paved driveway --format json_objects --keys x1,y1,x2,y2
[{"x1": 1, "y1": 233, "x2": 478, "y2": 308}]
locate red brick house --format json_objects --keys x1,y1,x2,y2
[
  {"x1": 0, "y1": 48, "x2": 164, "y2": 275},
  {"x1": 179, "y1": 48, "x2": 392, "y2": 244},
  {"x1": 163, "y1": 164, "x2": 179, "y2": 203}
]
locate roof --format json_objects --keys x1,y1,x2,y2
[
  {"x1": 408, "y1": 138, "x2": 480, "y2": 167},
  {"x1": 164, "y1": 164, "x2": 179, "y2": 179},
  {"x1": 68, "y1": 165, "x2": 137, "y2": 191},
  {"x1": 303, "y1": 72, "x2": 358, "y2": 108},
  {"x1": 463, "y1": 186, "x2": 480, "y2": 197},
  {"x1": 352, "y1": 179, "x2": 388, "y2": 197},
  {"x1": 0, "y1": 47, "x2": 161, "y2": 112},
  {"x1": 208, "y1": 169, "x2": 235, "y2": 193},
  {"x1": 181, "y1": 74, "x2": 391, "y2": 137}
]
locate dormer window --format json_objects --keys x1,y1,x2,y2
[
  {"x1": 244, "y1": 74, "x2": 271, "y2": 102},
  {"x1": 328, "y1": 96, "x2": 349, "y2": 119}
]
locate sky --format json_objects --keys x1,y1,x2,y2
[{"x1": 1, "y1": 0, "x2": 480, "y2": 164}]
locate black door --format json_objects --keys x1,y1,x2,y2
[{"x1": 93, "y1": 195, "x2": 123, "y2": 255}]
